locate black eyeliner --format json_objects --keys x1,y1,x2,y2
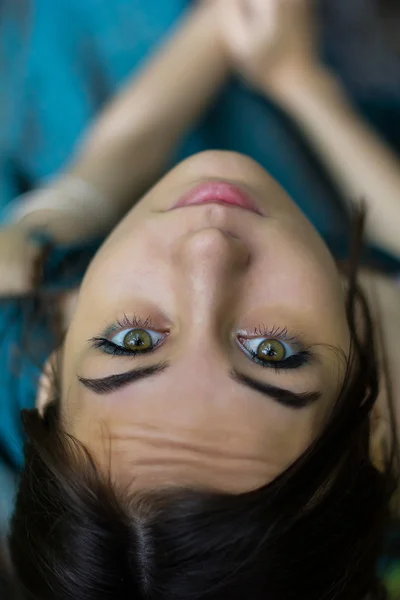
[
  {"x1": 90, "y1": 337, "x2": 157, "y2": 357},
  {"x1": 249, "y1": 350, "x2": 313, "y2": 371}
]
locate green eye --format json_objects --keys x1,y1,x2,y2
[
  {"x1": 92, "y1": 324, "x2": 166, "y2": 356},
  {"x1": 123, "y1": 329, "x2": 153, "y2": 351},
  {"x1": 257, "y1": 339, "x2": 286, "y2": 362},
  {"x1": 238, "y1": 332, "x2": 309, "y2": 370}
]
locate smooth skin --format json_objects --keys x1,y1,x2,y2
[{"x1": 59, "y1": 150, "x2": 350, "y2": 494}]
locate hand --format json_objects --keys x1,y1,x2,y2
[
  {"x1": 0, "y1": 226, "x2": 42, "y2": 297},
  {"x1": 216, "y1": 0, "x2": 319, "y2": 92}
]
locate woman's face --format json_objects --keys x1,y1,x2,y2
[{"x1": 61, "y1": 151, "x2": 350, "y2": 494}]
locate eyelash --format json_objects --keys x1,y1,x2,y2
[
  {"x1": 252, "y1": 324, "x2": 293, "y2": 340},
  {"x1": 245, "y1": 349, "x2": 312, "y2": 371},
  {"x1": 90, "y1": 314, "x2": 165, "y2": 357},
  {"x1": 239, "y1": 324, "x2": 311, "y2": 371},
  {"x1": 90, "y1": 317, "x2": 311, "y2": 369},
  {"x1": 107, "y1": 314, "x2": 156, "y2": 333}
]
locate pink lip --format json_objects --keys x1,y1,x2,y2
[{"x1": 173, "y1": 181, "x2": 264, "y2": 215}]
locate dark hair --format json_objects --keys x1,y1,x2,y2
[{"x1": 7, "y1": 212, "x2": 399, "y2": 600}]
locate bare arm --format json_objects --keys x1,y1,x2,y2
[
  {"x1": 217, "y1": 0, "x2": 400, "y2": 260},
  {"x1": 15, "y1": 2, "x2": 228, "y2": 243},
  {"x1": 267, "y1": 67, "x2": 400, "y2": 260},
  {"x1": 0, "y1": 2, "x2": 229, "y2": 295}
]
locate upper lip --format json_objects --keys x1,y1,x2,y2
[{"x1": 172, "y1": 180, "x2": 265, "y2": 216}]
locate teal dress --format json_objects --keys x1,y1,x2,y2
[{"x1": 1, "y1": 0, "x2": 400, "y2": 555}]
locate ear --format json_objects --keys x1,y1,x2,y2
[
  {"x1": 369, "y1": 406, "x2": 390, "y2": 473},
  {"x1": 36, "y1": 350, "x2": 59, "y2": 417}
]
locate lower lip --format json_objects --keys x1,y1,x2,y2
[{"x1": 173, "y1": 181, "x2": 263, "y2": 215}]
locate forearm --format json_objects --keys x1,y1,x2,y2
[
  {"x1": 70, "y1": 4, "x2": 228, "y2": 211},
  {"x1": 14, "y1": 4, "x2": 228, "y2": 242},
  {"x1": 267, "y1": 67, "x2": 400, "y2": 258}
]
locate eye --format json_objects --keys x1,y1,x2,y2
[
  {"x1": 110, "y1": 328, "x2": 164, "y2": 353},
  {"x1": 237, "y1": 333, "x2": 310, "y2": 370},
  {"x1": 241, "y1": 337, "x2": 296, "y2": 361},
  {"x1": 91, "y1": 326, "x2": 167, "y2": 357},
  {"x1": 90, "y1": 315, "x2": 169, "y2": 357}
]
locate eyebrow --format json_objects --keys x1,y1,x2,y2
[
  {"x1": 78, "y1": 362, "x2": 321, "y2": 408},
  {"x1": 231, "y1": 370, "x2": 321, "y2": 409},
  {"x1": 78, "y1": 363, "x2": 169, "y2": 394}
]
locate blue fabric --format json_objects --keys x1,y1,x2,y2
[
  {"x1": 0, "y1": 294, "x2": 56, "y2": 538},
  {"x1": 0, "y1": 240, "x2": 99, "y2": 470},
  {"x1": 0, "y1": 299, "x2": 43, "y2": 470},
  {"x1": 0, "y1": 0, "x2": 348, "y2": 239},
  {"x1": 1, "y1": 0, "x2": 400, "y2": 530}
]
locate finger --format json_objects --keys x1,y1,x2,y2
[
  {"x1": 246, "y1": 0, "x2": 277, "y2": 19},
  {"x1": 0, "y1": 238, "x2": 42, "y2": 296},
  {"x1": 223, "y1": 0, "x2": 277, "y2": 50},
  {"x1": 219, "y1": 0, "x2": 254, "y2": 56},
  {"x1": 246, "y1": 0, "x2": 280, "y2": 46},
  {"x1": 0, "y1": 268, "x2": 34, "y2": 296}
]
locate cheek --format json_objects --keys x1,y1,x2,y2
[
  {"x1": 78, "y1": 238, "x2": 175, "y2": 317},
  {"x1": 245, "y1": 245, "x2": 348, "y2": 344}
]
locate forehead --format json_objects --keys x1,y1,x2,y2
[{"x1": 64, "y1": 351, "x2": 337, "y2": 494}]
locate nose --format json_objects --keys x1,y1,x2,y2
[
  {"x1": 175, "y1": 227, "x2": 250, "y2": 324},
  {"x1": 180, "y1": 226, "x2": 250, "y2": 275}
]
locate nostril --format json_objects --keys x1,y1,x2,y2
[
  {"x1": 180, "y1": 228, "x2": 250, "y2": 271},
  {"x1": 224, "y1": 230, "x2": 240, "y2": 240},
  {"x1": 186, "y1": 228, "x2": 233, "y2": 257}
]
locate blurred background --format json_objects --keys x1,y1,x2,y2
[{"x1": 1, "y1": 0, "x2": 400, "y2": 205}]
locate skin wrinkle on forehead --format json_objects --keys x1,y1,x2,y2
[{"x1": 89, "y1": 422, "x2": 302, "y2": 494}]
